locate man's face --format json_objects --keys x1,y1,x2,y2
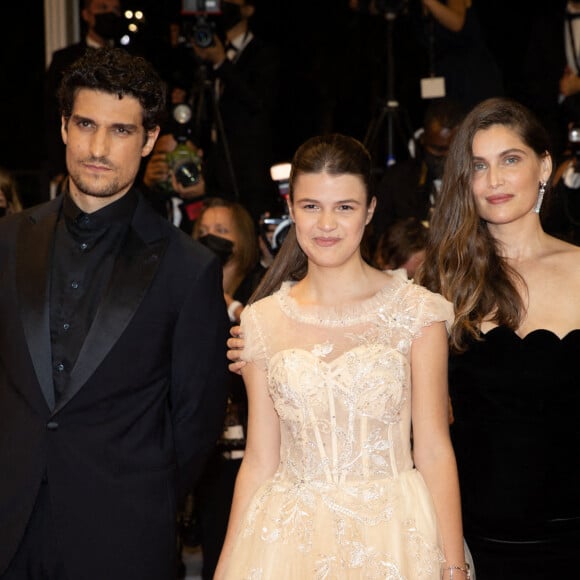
[
  {"x1": 422, "y1": 119, "x2": 455, "y2": 158},
  {"x1": 421, "y1": 120, "x2": 457, "y2": 179},
  {"x1": 83, "y1": 0, "x2": 121, "y2": 31},
  {"x1": 222, "y1": 0, "x2": 253, "y2": 32},
  {"x1": 61, "y1": 88, "x2": 158, "y2": 213}
]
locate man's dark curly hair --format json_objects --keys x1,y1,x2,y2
[{"x1": 58, "y1": 47, "x2": 167, "y2": 137}]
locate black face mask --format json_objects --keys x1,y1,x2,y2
[
  {"x1": 197, "y1": 233, "x2": 234, "y2": 266},
  {"x1": 221, "y1": 2, "x2": 243, "y2": 31},
  {"x1": 93, "y1": 12, "x2": 125, "y2": 41}
]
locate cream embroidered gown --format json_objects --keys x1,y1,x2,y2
[{"x1": 225, "y1": 271, "x2": 454, "y2": 579}]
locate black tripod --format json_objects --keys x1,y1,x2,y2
[
  {"x1": 364, "y1": 9, "x2": 414, "y2": 171},
  {"x1": 190, "y1": 60, "x2": 240, "y2": 200}
]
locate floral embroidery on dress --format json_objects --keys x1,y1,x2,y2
[{"x1": 228, "y1": 271, "x2": 454, "y2": 579}]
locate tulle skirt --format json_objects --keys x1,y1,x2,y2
[{"x1": 224, "y1": 469, "x2": 445, "y2": 579}]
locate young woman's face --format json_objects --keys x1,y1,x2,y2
[
  {"x1": 471, "y1": 124, "x2": 551, "y2": 227},
  {"x1": 289, "y1": 171, "x2": 375, "y2": 269}
]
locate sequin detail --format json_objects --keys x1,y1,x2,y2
[{"x1": 227, "y1": 271, "x2": 453, "y2": 578}]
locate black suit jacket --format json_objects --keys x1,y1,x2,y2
[
  {"x1": 0, "y1": 192, "x2": 229, "y2": 579},
  {"x1": 204, "y1": 35, "x2": 280, "y2": 219}
]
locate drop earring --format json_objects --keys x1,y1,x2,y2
[{"x1": 533, "y1": 181, "x2": 546, "y2": 214}]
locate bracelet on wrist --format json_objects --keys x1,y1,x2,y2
[{"x1": 444, "y1": 562, "x2": 471, "y2": 579}]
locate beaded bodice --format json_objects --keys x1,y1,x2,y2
[{"x1": 240, "y1": 271, "x2": 453, "y2": 486}]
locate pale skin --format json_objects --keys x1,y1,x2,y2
[
  {"x1": 61, "y1": 88, "x2": 159, "y2": 213},
  {"x1": 216, "y1": 172, "x2": 466, "y2": 578},
  {"x1": 471, "y1": 124, "x2": 580, "y2": 337}
]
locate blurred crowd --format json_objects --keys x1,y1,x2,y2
[{"x1": 1, "y1": 1, "x2": 580, "y2": 579}]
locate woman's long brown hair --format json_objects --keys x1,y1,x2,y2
[{"x1": 418, "y1": 97, "x2": 552, "y2": 352}]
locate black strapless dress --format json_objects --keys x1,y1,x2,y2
[{"x1": 449, "y1": 327, "x2": 580, "y2": 579}]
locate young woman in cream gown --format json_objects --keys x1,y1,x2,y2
[{"x1": 215, "y1": 134, "x2": 469, "y2": 579}]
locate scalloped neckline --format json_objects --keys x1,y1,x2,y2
[{"x1": 481, "y1": 326, "x2": 580, "y2": 342}]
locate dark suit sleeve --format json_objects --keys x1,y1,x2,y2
[{"x1": 170, "y1": 253, "x2": 229, "y2": 504}]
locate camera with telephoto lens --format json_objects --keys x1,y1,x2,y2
[
  {"x1": 161, "y1": 104, "x2": 203, "y2": 194},
  {"x1": 181, "y1": 0, "x2": 222, "y2": 48}
]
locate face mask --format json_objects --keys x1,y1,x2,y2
[
  {"x1": 197, "y1": 233, "x2": 234, "y2": 266},
  {"x1": 221, "y1": 2, "x2": 244, "y2": 31},
  {"x1": 93, "y1": 12, "x2": 125, "y2": 41}
]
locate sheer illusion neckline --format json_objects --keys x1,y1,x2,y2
[{"x1": 276, "y1": 270, "x2": 408, "y2": 327}]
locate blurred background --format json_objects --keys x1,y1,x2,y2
[{"x1": 0, "y1": 0, "x2": 540, "y2": 209}]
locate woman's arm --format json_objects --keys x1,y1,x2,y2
[
  {"x1": 213, "y1": 361, "x2": 281, "y2": 579},
  {"x1": 422, "y1": 0, "x2": 467, "y2": 33},
  {"x1": 411, "y1": 321, "x2": 468, "y2": 578}
]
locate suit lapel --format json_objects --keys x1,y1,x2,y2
[
  {"x1": 53, "y1": 199, "x2": 168, "y2": 413},
  {"x1": 17, "y1": 199, "x2": 62, "y2": 411}
]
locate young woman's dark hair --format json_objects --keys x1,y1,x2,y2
[{"x1": 249, "y1": 134, "x2": 374, "y2": 304}]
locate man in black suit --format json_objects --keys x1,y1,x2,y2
[
  {"x1": 192, "y1": 0, "x2": 280, "y2": 223},
  {"x1": 0, "y1": 47, "x2": 229, "y2": 580},
  {"x1": 44, "y1": 0, "x2": 127, "y2": 193}
]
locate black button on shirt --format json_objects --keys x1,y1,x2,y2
[{"x1": 49, "y1": 190, "x2": 138, "y2": 403}]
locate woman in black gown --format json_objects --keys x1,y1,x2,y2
[{"x1": 419, "y1": 97, "x2": 580, "y2": 578}]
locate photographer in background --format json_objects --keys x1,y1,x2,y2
[
  {"x1": 543, "y1": 121, "x2": 580, "y2": 245},
  {"x1": 139, "y1": 108, "x2": 207, "y2": 235},
  {"x1": 191, "y1": 0, "x2": 280, "y2": 224},
  {"x1": 369, "y1": 97, "x2": 465, "y2": 254}
]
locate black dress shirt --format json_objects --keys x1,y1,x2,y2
[{"x1": 49, "y1": 190, "x2": 137, "y2": 402}]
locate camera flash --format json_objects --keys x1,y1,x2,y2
[{"x1": 270, "y1": 163, "x2": 291, "y2": 181}]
